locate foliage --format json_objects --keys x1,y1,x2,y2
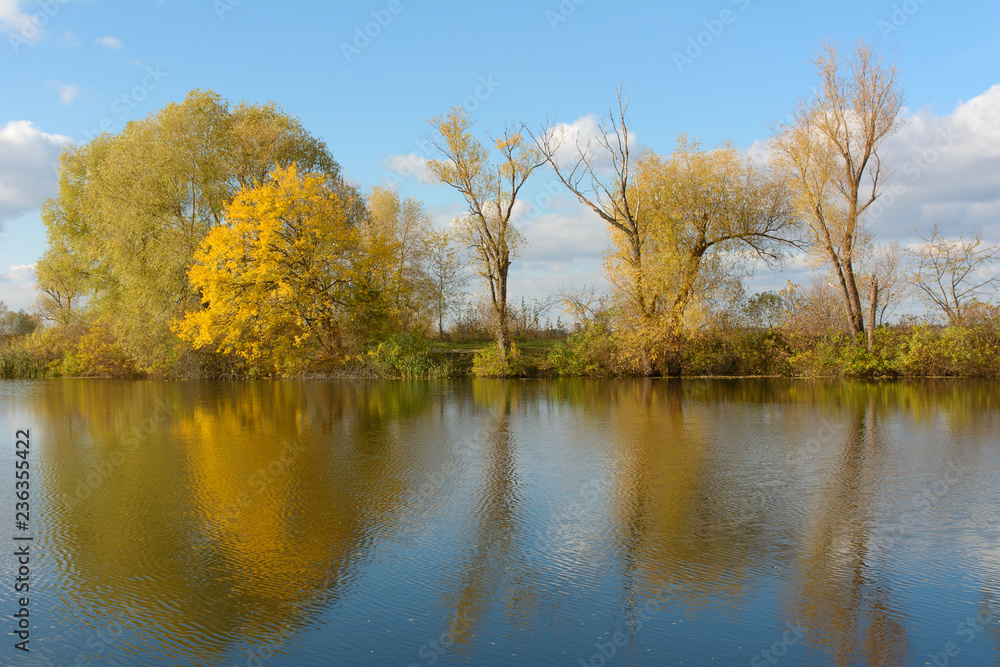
[
  {"x1": 771, "y1": 39, "x2": 904, "y2": 345},
  {"x1": 427, "y1": 107, "x2": 543, "y2": 362},
  {"x1": 175, "y1": 165, "x2": 383, "y2": 374},
  {"x1": 545, "y1": 322, "x2": 618, "y2": 376},
  {"x1": 0, "y1": 301, "x2": 40, "y2": 339},
  {"x1": 684, "y1": 329, "x2": 793, "y2": 377},
  {"x1": 472, "y1": 342, "x2": 525, "y2": 377},
  {"x1": 38, "y1": 89, "x2": 353, "y2": 372},
  {"x1": 364, "y1": 334, "x2": 449, "y2": 378}
]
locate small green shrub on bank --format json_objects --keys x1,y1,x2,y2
[
  {"x1": 365, "y1": 334, "x2": 449, "y2": 378},
  {"x1": 472, "y1": 342, "x2": 524, "y2": 377}
]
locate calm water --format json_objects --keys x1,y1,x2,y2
[{"x1": 1, "y1": 378, "x2": 999, "y2": 666}]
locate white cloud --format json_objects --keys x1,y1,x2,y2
[
  {"x1": 0, "y1": 0, "x2": 73, "y2": 47},
  {"x1": 540, "y1": 114, "x2": 642, "y2": 176},
  {"x1": 520, "y1": 204, "x2": 607, "y2": 264},
  {"x1": 47, "y1": 81, "x2": 81, "y2": 105},
  {"x1": 0, "y1": 0, "x2": 36, "y2": 41},
  {"x1": 865, "y1": 84, "x2": 1000, "y2": 242},
  {"x1": 383, "y1": 153, "x2": 433, "y2": 183},
  {"x1": 0, "y1": 263, "x2": 37, "y2": 310},
  {"x1": 95, "y1": 35, "x2": 122, "y2": 50},
  {"x1": 0, "y1": 121, "x2": 72, "y2": 229}
]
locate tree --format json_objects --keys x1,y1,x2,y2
[
  {"x1": 636, "y1": 137, "x2": 797, "y2": 372},
  {"x1": 38, "y1": 89, "x2": 353, "y2": 372},
  {"x1": 0, "y1": 302, "x2": 40, "y2": 339},
  {"x1": 771, "y1": 39, "x2": 904, "y2": 350},
  {"x1": 533, "y1": 89, "x2": 656, "y2": 371},
  {"x1": 34, "y1": 239, "x2": 87, "y2": 326},
  {"x1": 364, "y1": 186, "x2": 433, "y2": 333},
  {"x1": 174, "y1": 165, "x2": 384, "y2": 372},
  {"x1": 906, "y1": 225, "x2": 1000, "y2": 325},
  {"x1": 860, "y1": 241, "x2": 904, "y2": 348},
  {"x1": 427, "y1": 108, "x2": 543, "y2": 366},
  {"x1": 420, "y1": 227, "x2": 469, "y2": 339}
]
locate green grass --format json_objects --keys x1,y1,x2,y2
[{"x1": 430, "y1": 338, "x2": 563, "y2": 376}]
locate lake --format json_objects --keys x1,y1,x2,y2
[{"x1": 2, "y1": 378, "x2": 999, "y2": 666}]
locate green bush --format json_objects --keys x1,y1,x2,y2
[
  {"x1": 365, "y1": 334, "x2": 447, "y2": 378},
  {"x1": 545, "y1": 323, "x2": 616, "y2": 376},
  {"x1": 472, "y1": 342, "x2": 524, "y2": 377}
]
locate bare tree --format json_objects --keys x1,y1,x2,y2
[
  {"x1": 772, "y1": 39, "x2": 904, "y2": 349},
  {"x1": 427, "y1": 107, "x2": 544, "y2": 365},
  {"x1": 532, "y1": 87, "x2": 655, "y2": 370},
  {"x1": 906, "y1": 225, "x2": 1000, "y2": 325},
  {"x1": 420, "y1": 227, "x2": 469, "y2": 339},
  {"x1": 861, "y1": 241, "x2": 905, "y2": 349}
]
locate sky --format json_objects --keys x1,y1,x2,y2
[{"x1": 1, "y1": 0, "x2": 999, "y2": 317}]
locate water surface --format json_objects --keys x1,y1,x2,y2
[{"x1": 2, "y1": 378, "x2": 999, "y2": 666}]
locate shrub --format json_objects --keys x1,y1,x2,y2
[
  {"x1": 365, "y1": 334, "x2": 447, "y2": 378},
  {"x1": 545, "y1": 323, "x2": 617, "y2": 376},
  {"x1": 472, "y1": 342, "x2": 524, "y2": 377}
]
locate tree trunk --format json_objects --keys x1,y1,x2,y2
[{"x1": 866, "y1": 280, "x2": 878, "y2": 353}]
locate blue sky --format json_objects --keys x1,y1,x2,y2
[{"x1": 2, "y1": 0, "x2": 999, "y2": 314}]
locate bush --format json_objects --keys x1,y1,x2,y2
[
  {"x1": 683, "y1": 329, "x2": 792, "y2": 376},
  {"x1": 365, "y1": 334, "x2": 448, "y2": 378},
  {"x1": 472, "y1": 342, "x2": 524, "y2": 377},
  {"x1": 545, "y1": 323, "x2": 617, "y2": 376}
]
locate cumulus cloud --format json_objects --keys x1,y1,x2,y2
[
  {"x1": 382, "y1": 153, "x2": 433, "y2": 183},
  {"x1": 540, "y1": 113, "x2": 642, "y2": 175},
  {"x1": 0, "y1": 121, "x2": 72, "y2": 229},
  {"x1": 520, "y1": 205, "x2": 607, "y2": 264},
  {"x1": 95, "y1": 35, "x2": 122, "y2": 50},
  {"x1": 0, "y1": 264, "x2": 37, "y2": 311},
  {"x1": 0, "y1": 0, "x2": 36, "y2": 41}
]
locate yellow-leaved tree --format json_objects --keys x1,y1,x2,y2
[{"x1": 175, "y1": 165, "x2": 392, "y2": 374}]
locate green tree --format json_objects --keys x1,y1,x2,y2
[{"x1": 38, "y1": 89, "x2": 353, "y2": 373}]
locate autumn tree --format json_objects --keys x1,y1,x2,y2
[
  {"x1": 533, "y1": 89, "x2": 656, "y2": 371},
  {"x1": 771, "y1": 39, "x2": 904, "y2": 350},
  {"x1": 906, "y1": 225, "x2": 1000, "y2": 325},
  {"x1": 38, "y1": 89, "x2": 352, "y2": 372},
  {"x1": 635, "y1": 138, "x2": 797, "y2": 373},
  {"x1": 363, "y1": 186, "x2": 433, "y2": 333},
  {"x1": 420, "y1": 227, "x2": 469, "y2": 339},
  {"x1": 175, "y1": 165, "x2": 384, "y2": 373},
  {"x1": 427, "y1": 108, "x2": 544, "y2": 366}
]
